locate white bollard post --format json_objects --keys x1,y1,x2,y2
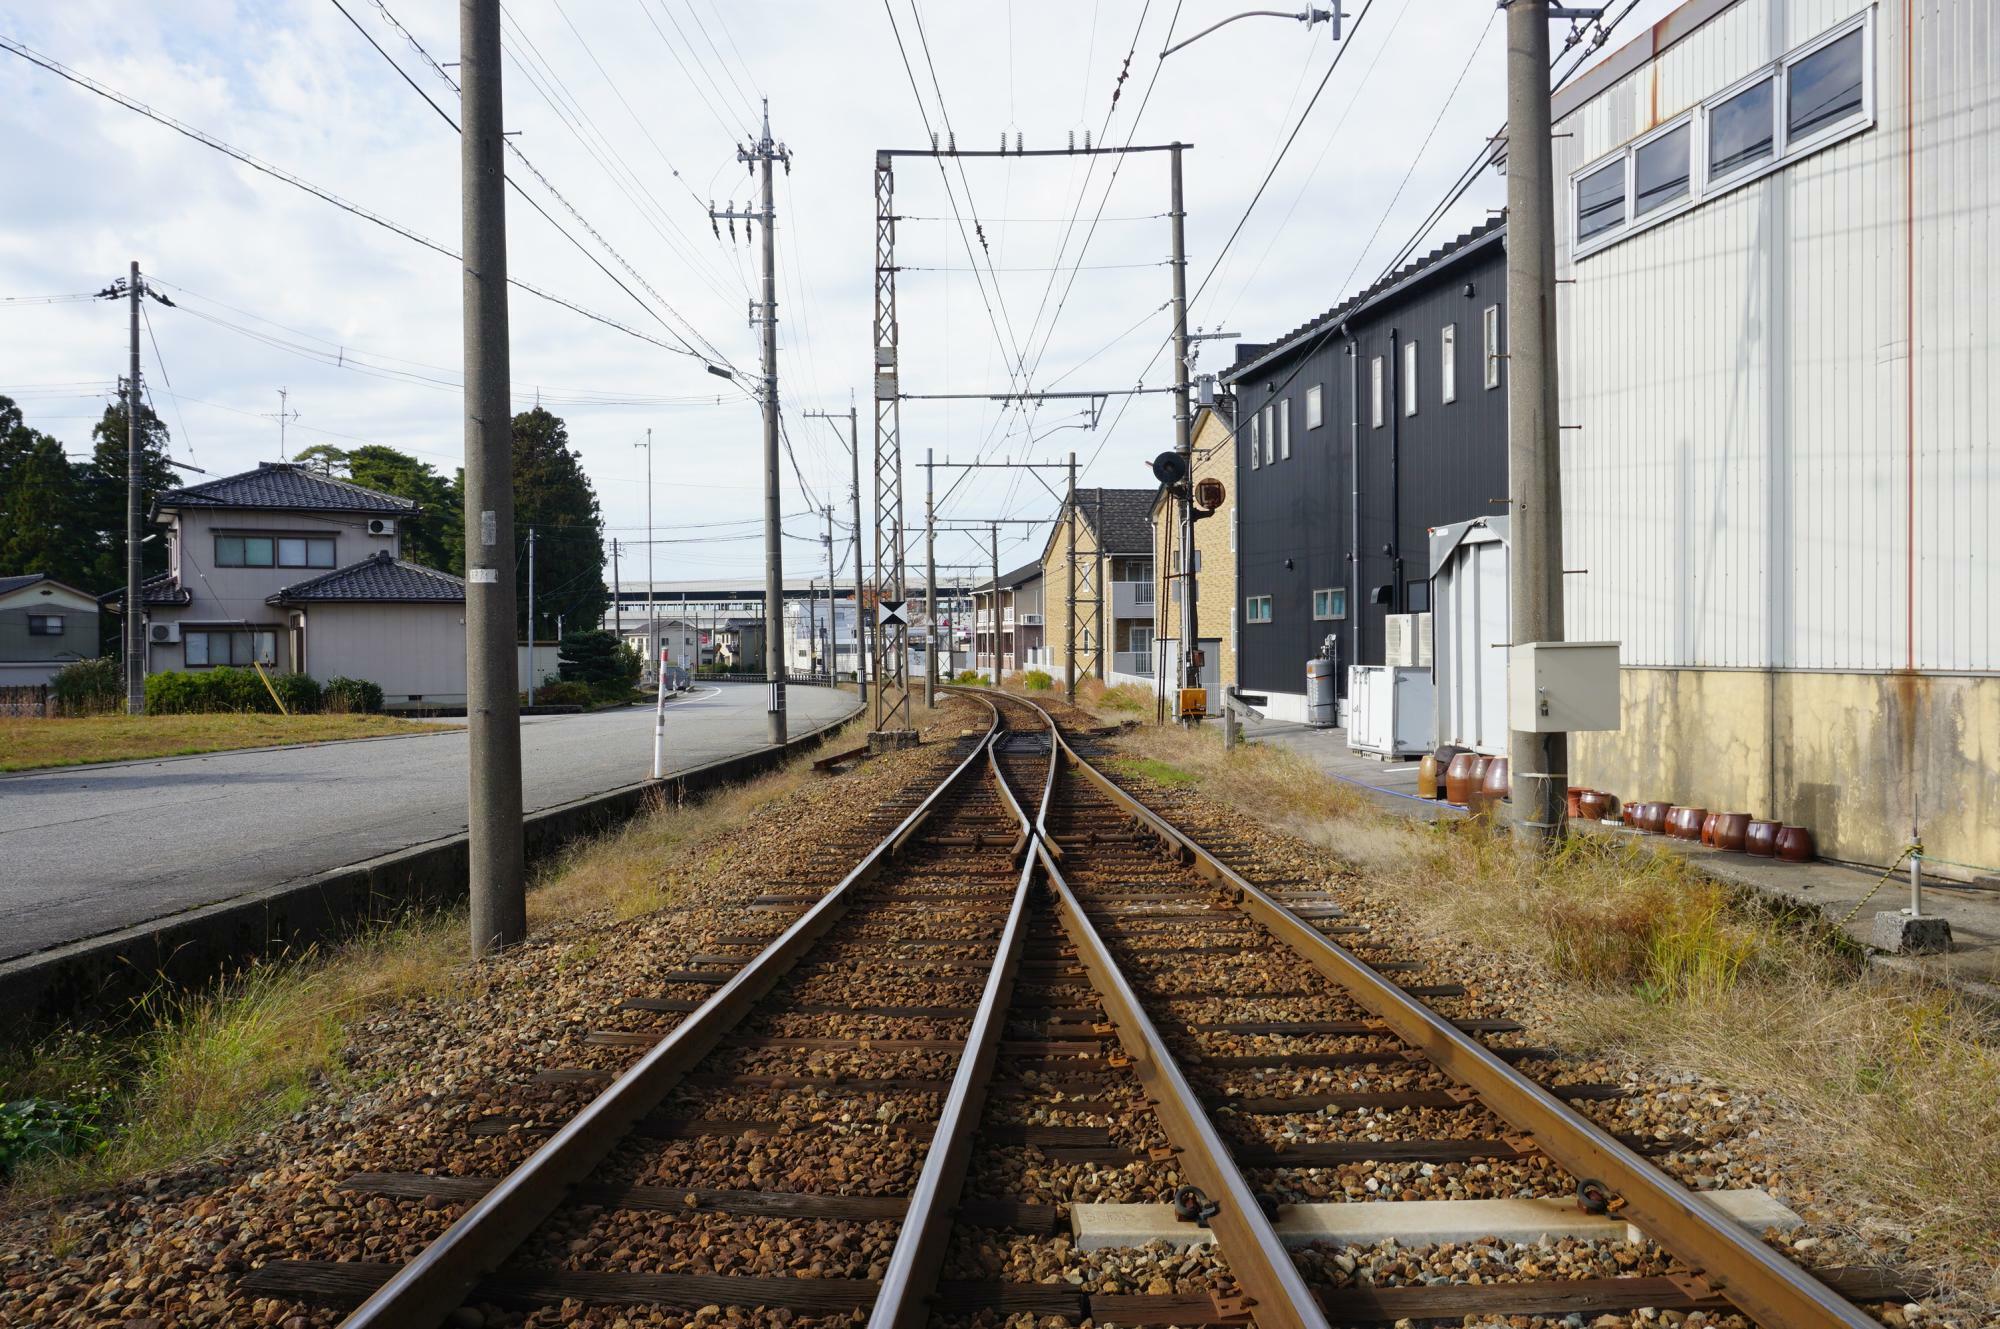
[{"x1": 651, "y1": 647, "x2": 669, "y2": 780}]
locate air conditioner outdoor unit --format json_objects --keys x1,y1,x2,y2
[
  {"x1": 150, "y1": 622, "x2": 180, "y2": 644},
  {"x1": 367, "y1": 518, "x2": 396, "y2": 537},
  {"x1": 1020, "y1": 613, "x2": 1044, "y2": 625},
  {"x1": 1384, "y1": 613, "x2": 1416, "y2": 667}
]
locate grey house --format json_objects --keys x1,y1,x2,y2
[
  {"x1": 126, "y1": 463, "x2": 469, "y2": 706},
  {"x1": 0, "y1": 574, "x2": 100, "y2": 686}
]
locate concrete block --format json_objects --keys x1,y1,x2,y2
[
  {"x1": 1070, "y1": 1189, "x2": 1800, "y2": 1251},
  {"x1": 1872, "y1": 911, "x2": 1952, "y2": 955}
]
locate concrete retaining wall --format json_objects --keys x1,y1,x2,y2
[{"x1": 0, "y1": 699, "x2": 861, "y2": 1026}]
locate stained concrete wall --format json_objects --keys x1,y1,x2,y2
[{"x1": 1569, "y1": 668, "x2": 2000, "y2": 876}]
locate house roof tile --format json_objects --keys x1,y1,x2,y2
[
  {"x1": 267, "y1": 551, "x2": 465, "y2": 604},
  {"x1": 157, "y1": 462, "x2": 419, "y2": 515}
]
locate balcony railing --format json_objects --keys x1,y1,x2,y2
[{"x1": 1112, "y1": 650, "x2": 1155, "y2": 677}]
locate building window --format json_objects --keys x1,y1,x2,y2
[
  {"x1": 215, "y1": 533, "x2": 336, "y2": 568},
  {"x1": 1402, "y1": 339, "x2": 1419, "y2": 417},
  {"x1": 1370, "y1": 356, "x2": 1384, "y2": 428},
  {"x1": 183, "y1": 629, "x2": 278, "y2": 668},
  {"x1": 1277, "y1": 399, "x2": 1291, "y2": 459},
  {"x1": 1245, "y1": 595, "x2": 1272, "y2": 624},
  {"x1": 1634, "y1": 121, "x2": 1691, "y2": 215},
  {"x1": 1405, "y1": 580, "x2": 1431, "y2": 613},
  {"x1": 1249, "y1": 413, "x2": 1260, "y2": 469},
  {"x1": 1261, "y1": 405, "x2": 1275, "y2": 464},
  {"x1": 27, "y1": 614, "x2": 64, "y2": 636},
  {"x1": 1576, "y1": 159, "x2": 1625, "y2": 242},
  {"x1": 1305, "y1": 383, "x2": 1323, "y2": 429},
  {"x1": 1573, "y1": 14, "x2": 1872, "y2": 257},
  {"x1": 1483, "y1": 306, "x2": 1501, "y2": 389},
  {"x1": 1440, "y1": 324, "x2": 1457, "y2": 404},
  {"x1": 1708, "y1": 78, "x2": 1775, "y2": 179},
  {"x1": 1312, "y1": 588, "x2": 1346, "y2": 621}
]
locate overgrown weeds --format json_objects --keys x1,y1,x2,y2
[{"x1": 1109, "y1": 719, "x2": 2000, "y2": 1302}]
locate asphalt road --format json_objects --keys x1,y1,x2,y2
[{"x1": 0, "y1": 683, "x2": 858, "y2": 963}]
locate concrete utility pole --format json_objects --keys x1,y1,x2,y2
[
  {"x1": 525, "y1": 526, "x2": 537, "y2": 705},
  {"x1": 823, "y1": 504, "x2": 836, "y2": 679},
  {"x1": 611, "y1": 538, "x2": 622, "y2": 639},
  {"x1": 1168, "y1": 144, "x2": 1198, "y2": 712},
  {"x1": 635, "y1": 429, "x2": 655, "y2": 681},
  {"x1": 989, "y1": 521, "x2": 1000, "y2": 684},
  {"x1": 459, "y1": 0, "x2": 524, "y2": 957},
  {"x1": 924, "y1": 449, "x2": 938, "y2": 706},
  {"x1": 124, "y1": 261, "x2": 144, "y2": 715},
  {"x1": 1505, "y1": 0, "x2": 1570, "y2": 845},
  {"x1": 1066, "y1": 452, "x2": 1078, "y2": 702},
  {"x1": 806, "y1": 402, "x2": 869, "y2": 697},
  {"x1": 711, "y1": 103, "x2": 791, "y2": 743}
]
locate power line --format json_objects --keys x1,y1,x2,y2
[{"x1": 0, "y1": 34, "x2": 708, "y2": 363}]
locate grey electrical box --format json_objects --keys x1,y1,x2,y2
[{"x1": 1507, "y1": 641, "x2": 1621, "y2": 732}]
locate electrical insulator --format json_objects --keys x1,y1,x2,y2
[{"x1": 1015, "y1": 131, "x2": 1022, "y2": 152}]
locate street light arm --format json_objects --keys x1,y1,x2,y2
[{"x1": 1161, "y1": 9, "x2": 1329, "y2": 58}]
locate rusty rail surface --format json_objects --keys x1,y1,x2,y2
[
  {"x1": 339, "y1": 701, "x2": 1004, "y2": 1329},
  {"x1": 1003, "y1": 689, "x2": 1876, "y2": 1329}
]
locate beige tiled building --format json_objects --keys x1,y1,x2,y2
[
  {"x1": 1038, "y1": 488, "x2": 1156, "y2": 688},
  {"x1": 1149, "y1": 403, "x2": 1237, "y2": 712}
]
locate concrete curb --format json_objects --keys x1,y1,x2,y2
[{"x1": 0, "y1": 694, "x2": 864, "y2": 1026}]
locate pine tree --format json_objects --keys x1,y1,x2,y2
[
  {"x1": 511, "y1": 407, "x2": 606, "y2": 637},
  {"x1": 81, "y1": 385, "x2": 177, "y2": 591},
  {"x1": 0, "y1": 396, "x2": 93, "y2": 589}
]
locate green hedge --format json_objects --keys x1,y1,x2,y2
[
  {"x1": 1023, "y1": 669, "x2": 1053, "y2": 692},
  {"x1": 529, "y1": 680, "x2": 592, "y2": 708},
  {"x1": 144, "y1": 668, "x2": 375, "y2": 715}
]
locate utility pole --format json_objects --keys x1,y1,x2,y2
[
  {"x1": 1169, "y1": 143, "x2": 1199, "y2": 715},
  {"x1": 924, "y1": 449, "x2": 938, "y2": 707},
  {"x1": 124, "y1": 261, "x2": 144, "y2": 715},
  {"x1": 1066, "y1": 452, "x2": 1078, "y2": 703},
  {"x1": 823, "y1": 504, "x2": 836, "y2": 679},
  {"x1": 459, "y1": 0, "x2": 524, "y2": 958},
  {"x1": 807, "y1": 403, "x2": 869, "y2": 696},
  {"x1": 1505, "y1": 0, "x2": 1572, "y2": 845},
  {"x1": 611, "y1": 538, "x2": 622, "y2": 639},
  {"x1": 635, "y1": 429, "x2": 655, "y2": 683},
  {"x1": 710, "y1": 103, "x2": 790, "y2": 741},
  {"x1": 989, "y1": 521, "x2": 1000, "y2": 684},
  {"x1": 525, "y1": 526, "x2": 537, "y2": 706},
  {"x1": 869, "y1": 151, "x2": 914, "y2": 739}
]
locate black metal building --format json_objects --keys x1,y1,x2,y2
[{"x1": 1222, "y1": 220, "x2": 1509, "y2": 706}]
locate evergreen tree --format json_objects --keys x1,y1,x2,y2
[
  {"x1": 0, "y1": 396, "x2": 93, "y2": 590},
  {"x1": 511, "y1": 407, "x2": 606, "y2": 637},
  {"x1": 81, "y1": 385, "x2": 177, "y2": 591}
]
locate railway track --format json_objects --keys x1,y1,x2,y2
[{"x1": 239, "y1": 688, "x2": 1901, "y2": 1328}]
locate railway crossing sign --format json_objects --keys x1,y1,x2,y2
[{"x1": 877, "y1": 598, "x2": 908, "y2": 627}]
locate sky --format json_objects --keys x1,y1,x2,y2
[{"x1": 0, "y1": 0, "x2": 1677, "y2": 589}]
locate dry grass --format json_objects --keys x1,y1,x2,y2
[
  {"x1": 1, "y1": 918, "x2": 461, "y2": 1202},
  {"x1": 1111, "y1": 720, "x2": 2000, "y2": 1304},
  {"x1": 0, "y1": 713, "x2": 456, "y2": 772}
]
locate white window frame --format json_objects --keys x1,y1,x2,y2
[
  {"x1": 1312, "y1": 588, "x2": 1346, "y2": 621},
  {"x1": 1569, "y1": 11, "x2": 1874, "y2": 260},
  {"x1": 1277, "y1": 398, "x2": 1291, "y2": 459},
  {"x1": 1261, "y1": 404, "x2": 1275, "y2": 464},
  {"x1": 27, "y1": 613, "x2": 64, "y2": 636},
  {"x1": 1401, "y1": 338, "x2": 1419, "y2": 417},
  {"x1": 1245, "y1": 595, "x2": 1272, "y2": 624},
  {"x1": 1369, "y1": 356, "x2": 1385, "y2": 428},
  {"x1": 1482, "y1": 305, "x2": 1501, "y2": 389},
  {"x1": 1305, "y1": 383, "x2": 1323, "y2": 429},
  {"x1": 1249, "y1": 413, "x2": 1261, "y2": 469},
  {"x1": 1440, "y1": 324, "x2": 1457, "y2": 404}
]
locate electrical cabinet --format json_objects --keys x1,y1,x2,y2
[{"x1": 1506, "y1": 641, "x2": 1621, "y2": 733}]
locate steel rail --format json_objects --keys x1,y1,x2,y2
[
  {"x1": 868, "y1": 720, "x2": 1040, "y2": 1328},
  {"x1": 1017, "y1": 694, "x2": 1876, "y2": 1329},
  {"x1": 340, "y1": 702, "x2": 1004, "y2": 1328}
]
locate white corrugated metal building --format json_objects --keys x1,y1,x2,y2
[{"x1": 1551, "y1": 0, "x2": 1999, "y2": 872}]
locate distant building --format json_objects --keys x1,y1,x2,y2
[
  {"x1": 1039, "y1": 488, "x2": 1156, "y2": 688},
  {"x1": 0, "y1": 574, "x2": 100, "y2": 687},
  {"x1": 1149, "y1": 400, "x2": 1238, "y2": 711},
  {"x1": 783, "y1": 598, "x2": 864, "y2": 679},
  {"x1": 970, "y1": 562, "x2": 1046, "y2": 679},
  {"x1": 621, "y1": 617, "x2": 713, "y2": 673},
  {"x1": 121, "y1": 462, "x2": 467, "y2": 707}
]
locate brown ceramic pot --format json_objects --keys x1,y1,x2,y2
[
  {"x1": 1480, "y1": 756, "x2": 1511, "y2": 808},
  {"x1": 1677, "y1": 807, "x2": 1709, "y2": 841},
  {"x1": 1700, "y1": 812, "x2": 1720, "y2": 846},
  {"x1": 1776, "y1": 826, "x2": 1817, "y2": 863},
  {"x1": 1745, "y1": 820, "x2": 1781, "y2": 856},
  {"x1": 1713, "y1": 812, "x2": 1751, "y2": 852},
  {"x1": 1578, "y1": 789, "x2": 1610, "y2": 822},
  {"x1": 1465, "y1": 754, "x2": 1494, "y2": 814},
  {"x1": 1566, "y1": 786, "x2": 1586, "y2": 819},
  {"x1": 1621, "y1": 802, "x2": 1638, "y2": 827},
  {"x1": 1444, "y1": 752, "x2": 1479, "y2": 806},
  {"x1": 1664, "y1": 806, "x2": 1690, "y2": 838},
  {"x1": 1637, "y1": 802, "x2": 1670, "y2": 834},
  {"x1": 1417, "y1": 753, "x2": 1440, "y2": 800}
]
